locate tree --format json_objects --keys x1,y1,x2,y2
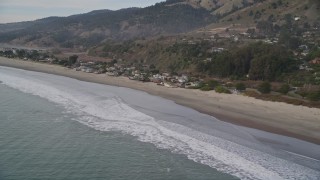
[
  {"x1": 273, "y1": 24, "x2": 281, "y2": 33},
  {"x1": 288, "y1": 37, "x2": 301, "y2": 50},
  {"x1": 307, "y1": 47, "x2": 320, "y2": 60},
  {"x1": 247, "y1": 28, "x2": 255, "y2": 35},
  {"x1": 268, "y1": 15, "x2": 275, "y2": 22},
  {"x1": 196, "y1": 42, "x2": 296, "y2": 80},
  {"x1": 248, "y1": 43, "x2": 295, "y2": 81},
  {"x1": 249, "y1": 56, "x2": 266, "y2": 80},
  {"x1": 150, "y1": 64, "x2": 156, "y2": 69},
  {"x1": 271, "y1": 2, "x2": 278, "y2": 9},
  {"x1": 258, "y1": 82, "x2": 271, "y2": 94},
  {"x1": 284, "y1": 14, "x2": 292, "y2": 27},
  {"x1": 248, "y1": 10, "x2": 254, "y2": 16},
  {"x1": 16, "y1": 49, "x2": 26, "y2": 58},
  {"x1": 4, "y1": 50, "x2": 14, "y2": 57},
  {"x1": 29, "y1": 50, "x2": 39, "y2": 60},
  {"x1": 110, "y1": 59, "x2": 117, "y2": 65},
  {"x1": 254, "y1": 10, "x2": 262, "y2": 19},
  {"x1": 303, "y1": 22, "x2": 310, "y2": 29}
]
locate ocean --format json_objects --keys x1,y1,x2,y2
[{"x1": 0, "y1": 66, "x2": 319, "y2": 180}]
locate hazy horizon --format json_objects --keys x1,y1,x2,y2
[{"x1": 0, "y1": 0, "x2": 165, "y2": 24}]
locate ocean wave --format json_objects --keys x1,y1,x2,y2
[{"x1": 0, "y1": 66, "x2": 319, "y2": 180}]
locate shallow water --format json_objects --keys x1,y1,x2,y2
[
  {"x1": 0, "y1": 66, "x2": 319, "y2": 180},
  {"x1": 0, "y1": 84, "x2": 236, "y2": 180}
]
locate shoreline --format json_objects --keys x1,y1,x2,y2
[{"x1": 1, "y1": 57, "x2": 320, "y2": 145}]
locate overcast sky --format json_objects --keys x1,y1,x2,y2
[{"x1": 0, "y1": 0, "x2": 164, "y2": 23}]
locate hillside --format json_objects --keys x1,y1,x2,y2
[
  {"x1": 0, "y1": 1, "x2": 216, "y2": 48},
  {"x1": 205, "y1": 0, "x2": 320, "y2": 30},
  {"x1": 87, "y1": 34, "x2": 292, "y2": 76},
  {"x1": 0, "y1": 0, "x2": 319, "y2": 49},
  {"x1": 168, "y1": 0, "x2": 255, "y2": 14}
]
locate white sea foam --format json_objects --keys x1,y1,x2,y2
[{"x1": 0, "y1": 66, "x2": 319, "y2": 180}]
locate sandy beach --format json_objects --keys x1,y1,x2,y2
[{"x1": 1, "y1": 57, "x2": 320, "y2": 144}]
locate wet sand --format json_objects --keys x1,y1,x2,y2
[{"x1": 1, "y1": 57, "x2": 320, "y2": 144}]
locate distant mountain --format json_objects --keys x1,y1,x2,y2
[
  {"x1": 0, "y1": 0, "x2": 319, "y2": 48},
  {"x1": 0, "y1": 1, "x2": 216, "y2": 48}
]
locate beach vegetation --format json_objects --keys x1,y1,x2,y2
[
  {"x1": 306, "y1": 90, "x2": 320, "y2": 101},
  {"x1": 0, "y1": 50, "x2": 14, "y2": 58},
  {"x1": 28, "y1": 50, "x2": 40, "y2": 60},
  {"x1": 244, "y1": 90, "x2": 320, "y2": 107},
  {"x1": 236, "y1": 83, "x2": 246, "y2": 91},
  {"x1": 278, "y1": 84, "x2": 290, "y2": 94},
  {"x1": 58, "y1": 59, "x2": 68, "y2": 66},
  {"x1": 200, "y1": 85, "x2": 212, "y2": 91},
  {"x1": 258, "y1": 81, "x2": 271, "y2": 94},
  {"x1": 200, "y1": 79, "x2": 220, "y2": 91},
  {"x1": 207, "y1": 80, "x2": 219, "y2": 88},
  {"x1": 215, "y1": 86, "x2": 231, "y2": 94},
  {"x1": 68, "y1": 55, "x2": 78, "y2": 65},
  {"x1": 16, "y1": 49, "x2": 26, "y2": 58},
  {"x1": 196, "y1": 81, "x2": 205, "y2": 89},
  {"x1": 225, "y1": 82, "x2": 234, "y2": 88}
]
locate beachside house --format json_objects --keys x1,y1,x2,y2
[
  {"x1": 151, "y1": 74, "x2": 164, "y2": 83},
  {"x1": 177, "y1": 78, "x2": 186, "y2": 83}
]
